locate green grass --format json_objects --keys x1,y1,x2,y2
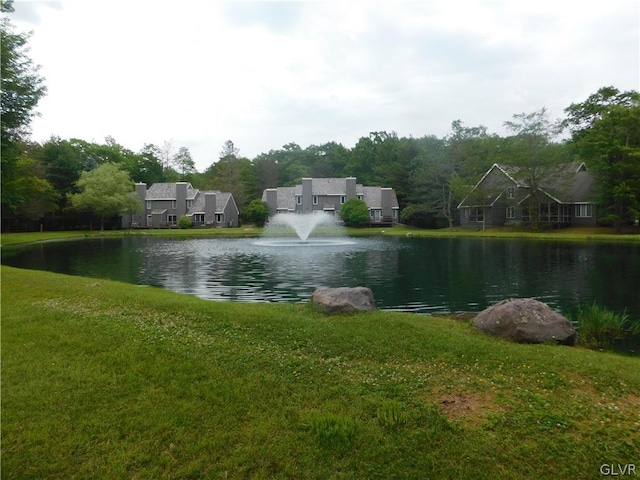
[
  {"x1": 2, "y1": 266, "x2": 639, "y2": 479},
  {"x1": 2, "y1": 224, "x2": 639, "y2": 247},
  {"x1": 572, "y1": 303, "x2": 640, "y2": 349}
]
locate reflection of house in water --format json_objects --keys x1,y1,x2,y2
[
  {"x1": 122, "y1": 182, "x2": 239, "y2": 228},
  {"x1": 262, "y1": 177, "x2": 400, "y2": 225}
]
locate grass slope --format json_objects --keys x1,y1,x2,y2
[{"x1": 2, "y1": 266, "x2": 639, "y2": 479}]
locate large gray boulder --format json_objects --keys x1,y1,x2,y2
[
  {"x1": 472, "y1": 298, "x2": 576, "y2": 345},
  {"x1": 311, "y1": 287, "x2": 375, "y2": 314}
]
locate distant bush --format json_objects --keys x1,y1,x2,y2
[
  {"x1": 340, "y1": 198, "x2": 369, "y2": 227},
  {"x1": 245, "y1": 200, "x2": 271, "y2": 227},
  {"x1": 401, "y1": 204, "x2": 441, "y2": 228},
  {"x1": 178, "y1": 215, "x2": 192, "y2": 229}
]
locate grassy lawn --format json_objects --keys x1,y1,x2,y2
[
  {"x1": 2, "y1": 266, "x2": 639, "y2": 479},
  {"x1": 2, "y1": 224, "x2": 639, "y2": 247}
]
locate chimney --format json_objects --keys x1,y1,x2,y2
[
  {"x1": 176, "y1": 182, "x2": 188, "y2": 217},
  {"x1": 302, "y1": 178, "x2": 312, "y2": 213},
  {"x1": 265, "y1": 189, "x2": 278, "y2": 215},
  {"x1": 346, "y1": 177, "x2": 356, "y2": 199},
  {"x1": 205, "y1": 193, "x2": 216, "y2": 225},
  {"x1": 381, "y1": 188, "x2": 392, "y2": 219}
]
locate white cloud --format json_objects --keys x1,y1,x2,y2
[{"x1": 10, "y1": 0, "x2": 640, "y2": 171}]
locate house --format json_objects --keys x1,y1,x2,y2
[
  {"x1": 457, "y1": 162, "x2": 598, "y2": 228},
  {"x1": 261, "y1": 177, "x2": 400, "y2": 225},
  {"x1": 123, "y1": 182, "x2": 239, "y2": 228}
]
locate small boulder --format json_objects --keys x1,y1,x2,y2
[
  {"x1": 472, "y1": 298, "x2": 576, "y2": 345},
  {"x1": 311, "y1": 287, "x2": 375, "y2": 314}
]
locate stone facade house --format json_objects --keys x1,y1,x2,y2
[
  {"x1": 122, "y1": 182, "x2": 239, "y2": 228},
  {"x1": 261, "y1": 177, "x2": 400, "y2": 225},
  {"x1": 457, "y1": 162, "x2": 598, "y2": 228}
]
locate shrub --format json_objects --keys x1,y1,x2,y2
[
  {"x1": 572, "y1": 303, "x2": 640, "y2": 349},
  {"x1": 245, "y1": 200, "x2": 271, "y2": 227},
  {"x1": 340, "y1": 198, "x2": 369, "y2": 227},
  {"x1": 401, "y1": 204, "x2": 440, "y2": 228},
  {"x1": 178, "y1": 215, "x2": 192, "y2": 229}
]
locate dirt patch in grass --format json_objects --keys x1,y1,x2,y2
[{"x1": 436, "y1": 391, "x2": 501, "y2": 427}]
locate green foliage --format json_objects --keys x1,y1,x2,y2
[
  {"x1": 401, "y1": 203, "x2": 440, "y2": 228},
  {"x1": 245, "y1": 199, "x2": 270, "y2": 227},
  {"x1": 1, "y1": 3, "x2": 47, "y2": 149},
  {"x1": 572, "y1": 303, "x2": 640, "y2": 349},
  {"x1": 68, "y1": 163, "x2": 141, "y2": 229},
  {"x1": 0, "y1": 153, "x2": 59, "y2": 218},
  {"x1": 340, "y1": 197, "x2": 369, "y2": 226},
  {"x1": 563, "y1": 87, "x2": 640, "y2": 228},
  {"x1": 178, "y1": 215, "x2": 192, "y2": 229}
]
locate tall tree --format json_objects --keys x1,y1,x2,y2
[
  {"x1": 502, "y1": 108, "x2": 565, "y2": 228},
  {"x1": 1, "y1": 0, "x2": 47, "y2": 218},
  {"x1": 563, "y1": 87, "x2": 640, "y2": 228},
  {"x1": 68, "y1": 163, "x2": 141, "y2": 230},
  {"x1": 172, "y1": 146, "x2": 196, "y2": 179}
]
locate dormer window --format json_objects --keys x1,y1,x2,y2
[{"x1": 507, "y1": 187, "x2": 515, "y2": 199}]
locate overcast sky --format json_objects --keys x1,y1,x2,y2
[{"x1": 10, "y1": 0, "x2": 640, "y2": 171}]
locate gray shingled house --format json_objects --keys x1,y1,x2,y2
[
  {"x1": 261, "y1": 177, "x2": 400, "y2": 225},
  {"x1": 457, "y1": 162, "x2": 598, "y2": 228},
  {"x1": 122, "y1": 182, "x2": 239, "y2": 228}
]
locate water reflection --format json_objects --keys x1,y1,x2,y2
[{"x1": 2, "y1": 236, "x2": 639, "y2": 320}]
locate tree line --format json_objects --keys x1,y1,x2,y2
[{"x1": 2, "y1": 1, "x2": 639, "y2": 230}]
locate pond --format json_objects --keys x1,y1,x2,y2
[{"x1": 3, "y1": 236, "x2": 639, "y2": 322}]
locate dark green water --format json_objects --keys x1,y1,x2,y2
[{"x1": 3, "y1": 236, "x2": 639, "y2": 322}]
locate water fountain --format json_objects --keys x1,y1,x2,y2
[{"x1": 253, "y1": 212, "x2": 355, "y2": 247}]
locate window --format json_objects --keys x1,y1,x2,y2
[
  {"x1": 340, "y1": 196, "x2": 346, "y2": 204},
  {"x1": 187, "y1": 200, "x2": 193, "y2": 209},
  {"x1": 575, "y1": 204, "x2": 592, "y2": 218},
  {"x1": 171, "y1": 200, "x2": 177, "y2": 209},
  {"x1": 296, "y1": 195, "x2": 302, "y2": 205},
  {"x1": 357, "y1": 195, "x2": 363, "y2": 200},
  {"x1": 167, "y1": 214, "x2": 177, "y2": 224},
  {"x1": 145, "y1": 201, "x2": 151, "y2": 210},
  {"x1": 470, "y1": 207, "x2": 484, "y2": 222},
  {"x1": 192, "y1": 214, "x2": 204, "y2": 223},
  {"x1": 215, "y1": 213, "x2": 224, "y2": 223},
  {"x1": 312, "y1": 195, "x2": 318, "y2": 205},
  {"x1": 506, "y1": 206, "x2": 515, "y2": 219},
  {"x1": 506, "y1": 187, "x2": 515, "y2": 199},
  {"x1": 370, "y1": 209, "x2": 381, "y2": 220}
]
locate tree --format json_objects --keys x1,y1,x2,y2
[
  {"x1": 68, "y1": 163, "x2": 141, "y2": 230},
  {"x1": 245, "y1": 199, "x2": 270, "y2": 227},
  {"x1": 1, "y1": 150, "x2": 59, "y2": 222},
  {"x1": 1, "y1": 0, "x2": 46, "y2": 150},
  {"x1": 1, "y1": 0, "x2": 47, "y2": 218},
  {"x1": 340, "y1": 198, "x2": 369, "y2": 227},
  {"x1": 563, "y1": 87, "x2": 640, "y2": 228},
  {"x1": 172, "y1": 146, "x2": 196, "y2": 179},
  {"x1": 502, "y1": 108, "x2": 566, "y2": 229}
]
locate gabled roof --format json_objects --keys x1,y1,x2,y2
[
  {"x1": 261, "y1": 178, "x2": 399, "y2": 210},
  {"x1": 187, "y1": 191, "x2": 239, "y2": 215},
  {"x1": 146, "y1": 182, "x2": 198, "y2": 200},
  {"x1": 362, "y1": 186, "x2": 399, "y2": 209},
  {"x1": 457, "y1": 162, "x2": 594, "y2": 208}
]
